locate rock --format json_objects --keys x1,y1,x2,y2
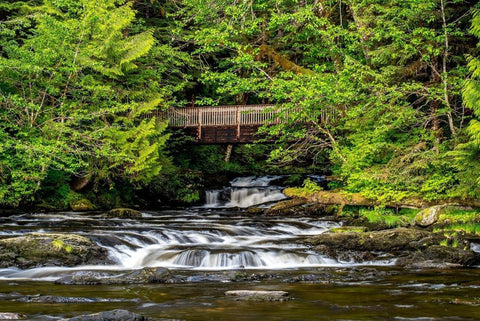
[
  {"x1": 398, "y1": 245, "x2": 480, "y2": 268},
  {"x1": 245, "y1": 207, "x2": 264, "y2": 214},
  {"x1": 414, "y1": 205, "x2": 446, "y2": 227},
  {"x1": 0, "y1": 313, "x2": 23, "y2": 320},
  {"x1": 0, "y1": 233, "x2": 111, "y2": 269},
  {"x1": 70, "y1": 199, "x2": 95, "y2": 212},
  {"x1": 225, "y1": 290, "x2": 291, "y2": 301},
  {"x1": 106, "y1": 208, "x2": 142, "y2": 219},
  {"x1": 264, "y1": 199, "x2": 307, "y2": 215},
  {"x1": 17, "y1": 295, "x2": 138, "y2": 304},
  {"x1": 55, "y1": 267, "x2": 172, "y2": 285},
  {"x1": 307, "y1": 228, "x2": 442, "y2": 253},
  {"x1": 61, "y1": 309, "x2": 149, "y2": 321},
  {"x1": 330, "y1": 226, "x2": 368, "y2": 233}
]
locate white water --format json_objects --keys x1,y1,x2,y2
[
  {"x1": 0, "y1": 176, "x2": 396, "y2": 281},
  {"x1": 204, "y1": 175, "x2": 287, "y2": 208}
]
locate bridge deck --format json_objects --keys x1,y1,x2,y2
[{"x1": 149, "y1": 104, "x2": 332, "y2": 143}]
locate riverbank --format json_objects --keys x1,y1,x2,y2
[{"x1": 260, "y1": 186, "x2": 480, "y2": 269}]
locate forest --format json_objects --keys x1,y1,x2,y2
[{"x1": 1, "y1": 0, "x2": 480, "y2": 210}]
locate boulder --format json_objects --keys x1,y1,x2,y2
[
  {"x1": 0, "y1": 233, "x2": 110, "y2": 269},
  {"x1": 307, "y1": 228, "x2": 442, "y2": 253},
  {"x1": 106, "y1": 208, "x2": 142, "y2": 219},
  {"x1": 70, "y1": 199, "x2": 95, "y2": 212},
  {"x1": 55, "y1": 267, "x2": 172, "y2": 285},
  {"x1": 61, "y1": 309, "x2": 149, "y2": 321},
  {"x1": 225, "y1": 290, "x2": 290, "y2": 301},
  {"x1": 264, "y1": 199, "x2": 307, "y2": 216},
  {"x1": 414, "y1": 205, "x2": 446, "y2": 227},
  {"x1": 398, "y1": 245, "x2": 480, "y2": 268}
]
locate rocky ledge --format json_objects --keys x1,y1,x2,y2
[
  {"x1": 0, "y1": 233, "x2": 111, "y2": 269},
  {"x1": 307, "y1": 227, "x2": 480, "y2": 268}
]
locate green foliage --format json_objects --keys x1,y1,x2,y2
[
  {"x1": 342, "y1": 206, "x2": 418, "y2": 228},
  {"x1": 302, "y1": 179, "x2": 322, "y2": 193},
  {"x1": 0, "y1": 0, "x2": 173, "y2": 206}
]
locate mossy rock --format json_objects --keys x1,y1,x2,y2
[
  {"x1": 330, "y1": 226, "x2": 368, "y2": 234},
  {"x1": 70, "y1": 199, "x2": 95, "y2": 212},
  {"x1": 0, "y1": 233, "x2": 110, "y2": 269},
  {"x1": 414, "y1": 205, "x2": 446, "y2": 227},
  {"x1": 307, "y1": 228, "x2": 442, "y2": 253},
  {"x1": 246, "y1": 207, "x2": 264, "y2": 214},
  {"x1": 264, "y1": 199, "x2": 307, "y2": 216},
  {"x1": 106, "y1": 208, "x2": 142, "y2": 219}
]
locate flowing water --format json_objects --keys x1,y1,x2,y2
[{"x1": 0, "y1": 176, "x2": 479, "y2": 320}]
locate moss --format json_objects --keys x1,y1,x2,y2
[
  {"x1": 106, "y1": 208, "x2": 142, "y2": 219},
  {"x1": 70, "y1": 198, "x2": 95, "y2": 211},
  {"x1": 0, "y1": 233, "x2": 109, "y2": 268},
  {"x1": 330, "y1": 226, "x2": 368, "y2": 233}
]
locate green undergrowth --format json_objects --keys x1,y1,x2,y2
[
  {"x1": 434, "y1": 208, "x2": 480, "y2": 237},
  {"x1": 438, "y1": 208, "x2": 480, "y2": 225},
  {"x1": 340, "y1": 206, "x2": 419, "y2": 228},
  {"x1": 435, "y1": 223, "x2": 480, "y2": 237}
]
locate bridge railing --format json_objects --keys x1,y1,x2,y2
[
  {"x1": 150, "y1": 104, "x2": 278, "y2": 127},
  {"x1": 148, "y1": 104, "x2": 335, "y2": 141}
]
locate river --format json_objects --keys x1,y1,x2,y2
[{"x1": 0, "y1": 176, "x2": 479, "y2": 320}]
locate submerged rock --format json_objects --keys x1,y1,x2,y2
[
  {"x1": 0, "y1": 233, "x2": 110, "y2": 269},
  {"x1": 61, "y1": 309, "x2": 149, "y2": 321},
  {"x1": 225, "y1": 290, "x2": 290, "y2": 301},
  {"x1": 106, "y1": 208, "x2": 142, "y2": 219},
  {"x1": 414, "y1": 205, "x2": 446, "y2": 227}
]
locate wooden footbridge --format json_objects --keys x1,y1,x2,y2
[
  {"x1": 148, "y1": 104, "x2": 333, "y2": 144},
  {"x1": 150, "y1": 104, "x2": 277, "y2": 143}
]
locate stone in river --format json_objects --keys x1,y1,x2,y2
[
  {"x1": 61, "y1": 309, "x2": 149, "y2": 321},
  {"x1": 225, "y1": 290, "x2": 291, "y2": 301}
]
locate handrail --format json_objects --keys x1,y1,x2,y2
[{"x1": 149, "y1": 104, "x2": 277, "y2": 127}]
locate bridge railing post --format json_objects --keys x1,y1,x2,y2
[
  {"x1": 197, "y1": 108, "x2": 202, "y2": 139},
  {"x1": 236, "y1": 105, "x2": 240, "y2": 139}
]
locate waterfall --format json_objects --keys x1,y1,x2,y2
[{"x1": 204, "y1": 175, "x2": 287, "y2": 208}]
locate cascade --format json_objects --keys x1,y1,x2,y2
[
  {"x1": 0, "y1": 175, "x2": 397, "y2": 281},
  {"x1": 204, "y1": 175, "x2": 287, "y2": 208}
]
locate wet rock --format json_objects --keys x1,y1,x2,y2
[
  {"x1": 398, "y1": 245, "x2": 480, "y2": 268},
  {"x1": 0, "y1": 233, "x2": 111, "y2": 269},
  {"x1": 225, "y1": 290, "x2": 291, "y2": 301},
  {"x1": 106, "y1": 208, "x2": 142, "y2": 219},
  {"x1": 70, "y1": 199, "x2": 95, "y2": 212},
  {"x1": 0, "y1": 313, "x2": 23, "y2": 320},
  {"x1": 308, "y1": 228, "x2": 442, "y2": 253},
  {"x1": 55, "y1": 267, "x2": 172, "y2": 285},
  {"x1": 264, "y1": 199, "x2": 307, "y2": 216},
  {"x1": 414, "y1": 205, "x2": 446, "y2": 227},
  {"x1": 17, "y1": 295, "x2": 138, "y2": 304},
  {"x1": 61, "y1": 309, "x2": 149, "y2": 321},
  {"x1": 245, "y1": 207, "x2": 264, "y2": 215}
]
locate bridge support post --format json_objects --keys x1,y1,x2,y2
[{"x1": 225, "y1": 144, "x2": 233, "y2": 162}]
